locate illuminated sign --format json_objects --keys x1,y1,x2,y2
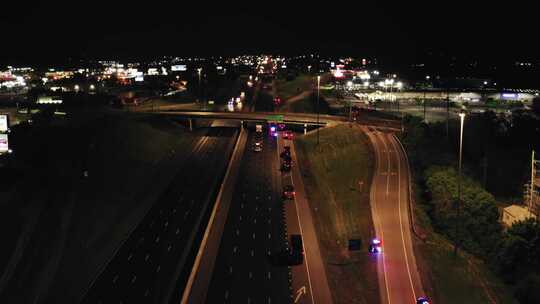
[
  {"x1": 135, "y1": 76, "x2": 144, "y2": 82},
  {"x1": 171, "y1": 65, "x2": 187, "y2": 71},
  {"x1": 0, "y1": 134, "x2": 8, "y2": 153},
  {"x1": 501, "y1": 93, "x2": 518, "y2": 99},
  {"x1": 0, "y1": 114, "x2": 8, "y2": 132},
  {"x1": 37, "y1": 96, "x2": 63, "y2": 104}
]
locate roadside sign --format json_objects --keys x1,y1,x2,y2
[
  {"x1": 0, "y1": 114, "x2": 8, "y2": 132},
  {"x1": 266, "y1": 114, "x2": 284, "y2": 122},
  {"x1": 0, "y1": 134, "x2": 9, "y2": 153}
]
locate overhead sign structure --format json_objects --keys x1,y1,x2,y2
[
  {"x1": 0, "y1": 133, "x2": 8, "y2": 153},
  {"x1": 0, "y1": 114, "x2": 8, "y2": 132},
  {"x1": 266, "y1": 114, "x2": 284, "y2": 122}
]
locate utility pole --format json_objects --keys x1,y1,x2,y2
[
  {"x1": 317, "y1": 75, "x2": 320, "y2": 145},
  {"x1": 423, "y1": 90, "x2": 426, "y2": 122},
  {"x1": 530, "y1": 150, "x2": 536, "y2": 215},
  {"x1": 446, "y1": 91, "x2": 450, "y2": 138},
  {"x1": 483, "y1": 155, "x2": 488, "y2": 189}
]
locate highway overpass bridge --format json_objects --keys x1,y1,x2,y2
[{"x1": 149, "y1": 110, "x2": 401, "y2": 130}]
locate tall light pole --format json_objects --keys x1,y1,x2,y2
[
  {"x1": 317, "y1": 75, "x2": 321, "y2": 145},
  {"x1": 197, "y1": 68, "x2": 202, "y2": 105},
  {"x1": 424, "y1": 75, "x2": 430, "y2": 122},
  {"x1": 454, "y1": 111, "x2": 466, "y2": 257}
]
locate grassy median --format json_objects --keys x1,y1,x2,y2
[{"x1": 295, "y1": 124, "x2": 379, "y2": 304}]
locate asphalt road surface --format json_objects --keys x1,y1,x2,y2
[
  {"x1": 205, "y1": 130, "x2": 291, "y2": 304},
  {"x1": 278, "y1": 133, "x2": 333, "y2": 304},
  {"x1": 80, "y1": 126, "x2": 238, "y2": 304},
  {"x1": 362, "y1": 126, "x2": 424, "y2": 304}
]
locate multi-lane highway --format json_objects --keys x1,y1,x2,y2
[
  {"x1": 205, "y1": 130, "x2": 291, "y2": 304},
  {"x1": 362, "y1": 126, "x2": 424, "y2": 304},
  {"x1": 80, "y1": 126, "x2": 238, "y2": 304}
]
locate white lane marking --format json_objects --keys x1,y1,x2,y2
[
  {"x1": 389, "y1": 134, "x2": 417, "y2": 300},
  {"x1": 156, "y1": 265, "x2": 161, "y2": 273},
  {"x1": 268, "y1": 271, "x2": 271, "y2": 279},
  {"x1": 294, "y1": 286, "x2": 306, "y2": 303},
  {"x1": 127, "y1": 253, "x2": 133, "y2": 261},
  {"x1": 377, "y1": 131, "x2": 392, "y2": 196},
  {"x1": 168, "y1": 244, "x2": 172, "y2": 252},
  {"x1": 112, "y1": 274, "x2": 119, "y2": 284},
  {"x1": 364, "y1": 127, "x2": 391, "y2": 304},
  {"x1": 155, "y1": 236, "x2": 160, "y2": 243},
  {"x1": 176, "y1": 228, "x2": 180, "y2": 235}
]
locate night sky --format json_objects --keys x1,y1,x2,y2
[{"x1": 2, "y1": 1, "x2": 538, "y2": 66}]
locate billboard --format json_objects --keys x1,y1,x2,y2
[
  {"x1": 171, "y1": 65, "x2": 187, "y2": 71},
  {"x1": 0, "y1": 114, "x2": 7, "y2": 132},
  {"x1": 0, "y1": 134, "x2": 8, "y2": 153}
]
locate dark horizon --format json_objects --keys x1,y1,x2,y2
[{"x1": 2, "y1": 1, "x2": 539, "y2": 67}]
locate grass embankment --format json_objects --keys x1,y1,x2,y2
[
  {"x1": 0, "y1": 113, "x2": 200, "y2": 303},
  {"x1": 411, "y1": 181, "x2": 517, "y2": 304},
  {"x1": 416, "y1": 232, "x2": 517, "y2": 304},
  {"x1": 295, "y1": 124, "x2": 379, "y2": 304}
]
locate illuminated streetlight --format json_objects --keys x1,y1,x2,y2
[
  {"x1": 89, "y1": 84, "x2": 95, "y2": 90},
  {"x1": 455, "y1": 112, "x2": 466, "y2": 257},
  {"x1": 74, "y1": 84, "x2": 80, "y2": 91},
  {"x1": 197, "y1": 68, "x2": 203, "y2": 104}
]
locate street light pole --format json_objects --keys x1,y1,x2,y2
[
  {"x1": 423, "y1": 90, "x2": 426, "y2": 122},
  {"x1": 454, "y1": 112, "x2": 466, "y2": 257},
  {"x1": 317, "y1": 75, "x2": 321, "y2": 145},
  {"x1": 197, "y1": 68, "x2": 202, "y2": 106},
  {"x1": 424, "y1": 75, "x2": 430, "y2": 122}
]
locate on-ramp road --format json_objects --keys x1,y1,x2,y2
[{"x1": 362, "y1": 126, "x2": 424, "y2": 304}]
